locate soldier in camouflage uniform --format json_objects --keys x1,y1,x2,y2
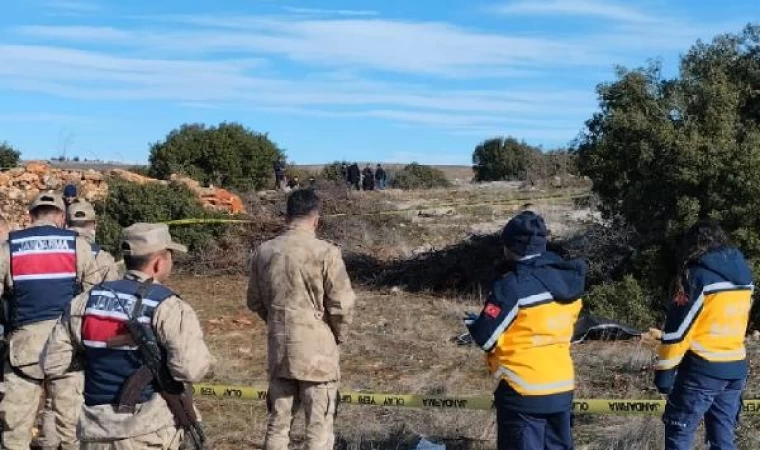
[
  {"x1": 37, "y1": 200, "x2": 121, "y2": 450},
  {"x1": 0, "y1": 192, "x2": 103, "y2": 450},
  {"x1": 42, "y1": 223, "x2": 211, "y2": 450},
  {"x1": 248, "y1": 189, "x2": 356, "y2": 450}
]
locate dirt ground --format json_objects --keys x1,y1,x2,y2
[{"x1": 172, "y1": 275, "x2": 760, "y2": 450}]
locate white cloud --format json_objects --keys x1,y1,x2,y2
[
  {"x1": 282, "y1": 7, "x2": 378, "y2": 17},
  {"x1": 493, "y1": 0, "x2": 655, "y2": 23},
  {"x1": 13, "y1": 19, "x2": 602, "y2": 78}
]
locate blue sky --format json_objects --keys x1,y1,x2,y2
[{"x1": 0, "y1": 1, "x2": 757, "y2": 165}]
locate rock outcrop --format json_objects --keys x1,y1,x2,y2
[{"x1": 0, "y1": 163, "x2": 245, "y2": 228}]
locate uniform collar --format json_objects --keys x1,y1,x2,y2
[
  {"x1": 69, "y1": 227, "x2": 95, "y2": 243},
  {"x1": 287, "y1": 224, "x2": 316, "y2": 236},
  {"x1": 29, "y1": 219, "x2": 61, "y2": 229},
  {"x1": 125, "y1": 270, "x2": 162, "y2": 285}
]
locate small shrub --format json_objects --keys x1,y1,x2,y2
[
  {"x1": 392, "y1": 163, "x2": 450, "y2": 190},
  {"x1": 0, "y1": 141, "x2": 21, "y2": 170},
  {"x1": 321, "y1": 161, "x2": 351, "y2": 183},
  {"x1": 128, "y1": 165, "x2": 153, "y2": 178},
  {"x1": 583, "y1": 276, "x2": 658, "y2": 329},
  {"x1": 94, "y1": 177, "x2": 228, "y2": 258}
]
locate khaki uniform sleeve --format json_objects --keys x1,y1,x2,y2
[
  {"x1": 42, "y1": 292, "x2": 87, "y2": 377},
  {"x1": 96, "y1": 251, "x2": 121, "y2": 282},
  {"x1": 76, "y1": 237, "x2": 102, "y2": 291},
  {"x1": 152, "y1": 296, "x2": 211, "y2": 383},
  {"x1": 246, "y1": 250, "x2": 267, "y2": 321},
  {"x1": 324, "y1": 246, "x2": 355, "y2": 344}
]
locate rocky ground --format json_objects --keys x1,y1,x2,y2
[{"x1": 0, "y1": 162, "x2": 245, "y2": 227}]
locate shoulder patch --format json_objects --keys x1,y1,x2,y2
[{"x1": 484, "y1": 303, "x2": 502, "y2": 319}]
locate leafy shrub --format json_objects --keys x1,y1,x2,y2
[
  {"x1": 0, "y1": 141, "x2": 21, "y2": 170},
  {"x1": 321, "y1": 161, "x2": 351, "y2": 182},
  {"x1": 128, "y1": 165, "x2": 152, "y2": 178},
  {"x1": 583, "y1": 276, "x2": 658, "y2": 329},
  {"x1": 149, "y1": 122, "x2": 284, "y2": 192},
  {"x1": 94, "y1": 177, "x2": 227, "y2": 258},
  {"x1": 472, "y1": 137, "x2": 536, "y2": 182},
  {"x1": 392, "y1": 163, "x2": 450, "y2": 190}
]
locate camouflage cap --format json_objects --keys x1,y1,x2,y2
[
  {"x1": 120, "y1": 223, "x2": 187, "y2": 256},
  {"x1": 67, "y1": 200, "x2": 97, "y2": 222},
  {"x1": 29, "y1": 191, "x2": 65, "y2": 212}
]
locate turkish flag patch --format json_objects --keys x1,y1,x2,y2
[{"x1": 484, "y1": 303, "x2": 502, "y2": 319}]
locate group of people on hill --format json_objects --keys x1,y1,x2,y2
[
  {"x1": 340, "y1": 162, "x2": 387, "y2": 191},
  {"x1": 273, "y1": 160, "x2": 388, "y2": 193},
  {"x1": 248, "y1": 188, "x2": 753, "y2": 450},
  {"x1": 0, "y1": 183, "x2": 210, "y2": 450}
]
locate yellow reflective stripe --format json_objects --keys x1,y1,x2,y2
[
  {"x1": 494, "y1": 366, "x2": 574, "y2": 393},
  {"x1": 655, "y1": 356, "x2": 683, "y2": 370},
  {"x1": 692, "y1": 342, "x2": 746, "y2": 361}
]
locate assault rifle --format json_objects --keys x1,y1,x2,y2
[{"x1": 114, "y1": 280, "x2": 208, "y2": 450}]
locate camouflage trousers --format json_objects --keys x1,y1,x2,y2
[
  {"x1": 0, "y1": 364, "x2": 82, "y2": 450},
  {"x1": 80, "y1": 427, "x2": 183, "y2": 450},
  {"x1": 264, "y1": 378, "x2": 338, "y2": 450},
  {"x1": 37, "y1": 394, "x2": 59, "y2": 450}
]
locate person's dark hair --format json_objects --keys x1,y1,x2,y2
[
  {"x1": 675, "y1": 219, "x2": 730, "y2": 292},
  {"x1": 286, "y1": 189, "x2": 320, "y2": 220},
  {"x1": 123, "y1": 253, "x2": 157, "y2": 271},
  {"x1": 31, "y1": 205, "x2": 63, "y2": 220}
]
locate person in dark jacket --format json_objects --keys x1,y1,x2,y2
[
  {"x1": 347, "y1": 163, "x2": 361, "y2": 191},
  {"x1": 63, "y1": 184, "x2": 78, "y2": 209},
  {"x1": 656, "y1": 220, "x2": 753, "y2": 450},
  {"x1": 274, "y1": 159, "x2": 286, "y2": 191},
  {"x1": 375, "y1": 164, "x2": 387, "y2": 190},
  {"x1": 362, "y1": 165, "x2": 375, "y2": 191},
  {"x1": 467, "y1": 211, "x2": 585, "y2": 450}
]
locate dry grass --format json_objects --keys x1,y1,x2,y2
[{"x1": 170, "y1": 274, "x2": 760, "y2": 450}]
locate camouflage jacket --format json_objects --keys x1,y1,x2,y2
[{"x1": 247, "y1": 227, "x2": 356, "y2": 382}]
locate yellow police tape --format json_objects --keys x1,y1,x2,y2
[
  {"x1": 162, "y1": 192, "x2": 591, "y2": 226},
  {"x1": 192, "y1": 384, "x2": 760, "y2": 416}
]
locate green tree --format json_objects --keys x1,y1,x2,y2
[
  {"x1": 0, "y1": 141, "x2": 21, "y2": 170},
  {"x1": 577, "y1": 25, "x2": 760, "y2": 263},
  {"x1": 472, "y1": 137, "x2": 538, "y2": 182},
  {"x1": 392, "y1": 163, "x2": 450, "y2": 190},
  {"x1": 148, "y1": 122, "x2": 284, "y2": 192}
]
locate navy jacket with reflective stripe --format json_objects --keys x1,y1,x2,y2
[
  {"x1": 81, "y1": 279, "x2": 174, "y2": 407},
  {"x1": 9, "y1": 226, "x2": 78, "y2": 327}
]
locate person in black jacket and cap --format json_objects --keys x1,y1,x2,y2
[
  {"x1": 466, "y1": 211, "x2": 585, "y2": 450},
  {"x1": 63, "y1": 184, "x2": 78, "y2": 209}
]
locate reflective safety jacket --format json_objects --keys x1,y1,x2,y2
[
  {"x1": 468, "y1": 252, "x2": 586, "y2": 414},
  {"x1": 9, "y1": 226, "x2": 78, "y2": 327},
  {"x1": 656, "y1": 248, "x2": 753, "y2": 389}
]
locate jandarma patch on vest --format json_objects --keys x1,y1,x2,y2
[{"x1": 484, "y1": 303, "x2": 501, "y2": 318}]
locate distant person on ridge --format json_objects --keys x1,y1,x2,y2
[
  {"x1": 63, "y1": 184, "x2": 78, "y2": 209},
  {"x1": 466, "y1": 211, "x2": 585, "y2": 450},
  {"x1": 362, "y1": 165, "x2": 375, "y2": 191},
  {"x1": 347, "y1": 163, "x2": 361, "y2": 191},
  {"x1": 656, "y1": 220, "x2": 753, "y2": 450},
  {"x1": 247, "y1": 189, "x2": 355, "y2": 450},
  {"x1": 375, "y1": 164, "x2": 387, "y2": 190},
  {"x1": 274, "y1": 159, "x2": 286, "y2": 191}
]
